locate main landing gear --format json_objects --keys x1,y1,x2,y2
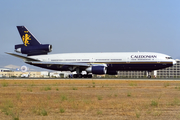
[
  {"x1": 147, "y1": 71, "x2": 152, "y2": 79},
  {"x1": 69, "y1": 74, "x2": 92, "y2": 78},
  {"x1": 68, "y1": 68, "x2": 93, "y2": 78}
]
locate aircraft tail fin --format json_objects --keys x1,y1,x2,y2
[{"x1": 17, "y1": 26, "x2": 40, "y2": 46}]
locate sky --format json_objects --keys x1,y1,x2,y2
[{"x1": 0, "y1": 0, "x2": 180, "y2": 71}]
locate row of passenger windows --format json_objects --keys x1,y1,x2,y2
[
  {"x1": 52, "y1": 59, "x2": 78, "y2": 61},
  {"x1": 51, "y1": 59, "x2": 122, "y2": 61},
  {"x1": 96, "y1": 59, "x2": 122, "y2": 61}
]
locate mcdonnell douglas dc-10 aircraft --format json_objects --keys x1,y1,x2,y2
[{"x1": 6, "y1": 26, "x2": 176, "y2": 78}]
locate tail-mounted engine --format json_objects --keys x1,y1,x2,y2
[{"x1": 15, "y1": 44, "x2": 52, "y2": 56}]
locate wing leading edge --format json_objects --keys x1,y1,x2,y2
[
  {"x1": 6, "y1": 52, "x2": 104, "y2": 68},
  {"x1": 6, "y1": 52, "x2": 40, "y2": 61},
  {"x1": 26, "y1": 61, "x2": 91, "y2": 67}
]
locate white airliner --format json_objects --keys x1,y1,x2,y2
[{"x1": 6, "y1": 26, "x2": 176, "y2": 78}]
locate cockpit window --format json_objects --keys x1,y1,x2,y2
[{"x1": 165, "y1": 57, "x2": 172, "y2": 59}]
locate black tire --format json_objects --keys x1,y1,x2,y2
[
  {"x1": 73, "y1": 74, "x2": 77, "y2": 78},
  {"x1": 88, "y1": 75, "x2": 92, "y2": 78},
  {"x1": 83, "y1": 75, "x2": 87, "y2": 78},
  {"x1": 148, "y1": 75, "x2": 151, "y2": 79},
  {"x1": 78, "y1": 74, "x2": 82, "y2": 78}
]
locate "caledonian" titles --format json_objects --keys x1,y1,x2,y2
[{"x1": 131, "y1": 55, "x2": 157, "y2": 58}]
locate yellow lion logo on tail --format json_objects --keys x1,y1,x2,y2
[{"x1": 22, "y1": 31, "x2": 31, "y2": 46}]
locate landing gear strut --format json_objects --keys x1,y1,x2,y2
[
  {"x1": 70, "y1": 68, "x2": 93, "y2": 78},
  {"x1": 147, "y1": 71, "x2": 152, "y2": 79}
]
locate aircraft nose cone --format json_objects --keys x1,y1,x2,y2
[{"x1": 173, "y1": 60, "x2": 176, "y2": 65}]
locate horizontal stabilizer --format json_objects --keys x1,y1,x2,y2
[{"x1": 5, "y1": 52, "x2": 40, "y2": 62}]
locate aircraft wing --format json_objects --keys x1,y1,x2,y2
[
  {"x1": 26, "y1": 61, "x2": 107, "y2": 67},
  {"x1": 26, "y1": 61, "x2": 91, "y2": 67},
  {"x1": 5, "y1": 52, "x2": 41, "y2": 62},
  {"x1": 6, "y1": 52, "x2": 107, "y2": 71}
]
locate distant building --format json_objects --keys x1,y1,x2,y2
[
  {"x1": 118, "y1": 59, "x2": 180, "y2": 78},
  {"x1": 41, "y1": 71, "x2": 49, "y2": 78},
  {"x1": 50, "y1": 71, "x2": 71, "y2": 78},
  {"x1": 0, "y1": 69, "x2": 71, "y2": 78},
  {"x1": 118, "y1": 71, "x2": 146, "y2": 78},
  {"x1": 0, "y1": 71, "x2": 42, "y2": 78},
  {"x1": 0, "y1": 68, "x2": 13, "y2": 77},
  {"x1": 156, "y1": 59, "x2": 180, "y2": 78},
  {"x1": 0, "y1": 68, "x2": 12, "y2": 72}
]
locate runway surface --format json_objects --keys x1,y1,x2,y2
[{"x1": 0, "y1": 78, "x2": 180, "y2": 81}]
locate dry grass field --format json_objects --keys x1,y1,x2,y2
[{"x1": 0, "y1": 79, "x2": 180, "y2": 120}]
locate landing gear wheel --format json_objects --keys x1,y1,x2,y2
[
  {"x1": 146, "y1": 71, "x2": 152, "y2": 79},
  {"x1": 72, "y1": 74, "x2": 92, "y2": 78},
  {"x1": 68, "y1": 75, "x2": 73, "y2": 78},
  {"x1": 88, "y1": 74, "x2": 92, "y2": 78},
  {"x1": 78, "y1": 74, "x2": 82, "y2": 78},
  {"x1": 73, "y1": 74, "x2": 83, "y2": 78},
  {"x1": 73, "y1": 74, "x2": 78, "y2": 78}
]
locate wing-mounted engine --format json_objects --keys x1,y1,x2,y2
[
  {"x1": 15, "y1": 44, "x2": 52, "y2": 56},
  {"x1": 86, "y1": 66, "x2": 107, "y2": 75}
]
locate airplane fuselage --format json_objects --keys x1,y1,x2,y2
[{"x1": 28, "y1": 52, "x2": 176, "y2": 72}]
